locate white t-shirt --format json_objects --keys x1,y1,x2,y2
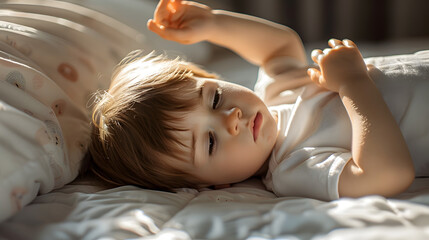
[{"x1": 256, "y1": 50, "x2": 429, "y2": 201}]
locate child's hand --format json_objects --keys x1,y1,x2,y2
[
  {"x1": 147, "y1": 0, "x2": 215, "y2": 44},
  {"x1": 307, "y1": 39, "x2": 370, "y2": 93}
]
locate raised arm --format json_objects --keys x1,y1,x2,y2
[
  {"x1": 147, "y1": 0, "x2": 306, "y2": 66},
  {"x1": 308, "y1": 39, "x2": 415, "y2": 198}
]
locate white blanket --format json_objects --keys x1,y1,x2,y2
[{"x1": 1, "y1": 177, "x2": 429, "y2": 239}]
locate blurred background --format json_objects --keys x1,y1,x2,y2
[
  {"x1": 64, "y1": 0, "x2": 429, "y2": 57},
  {"x1": 198, "y1": 0, "x2": 429, "y2": 43},
  {"x1": 188, "y1": 0, "x2": 429, "y2": 86},
  {"x1": 61, "y1": 0, "x2": 429, "y2": 88}
]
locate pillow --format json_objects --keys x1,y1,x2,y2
[
  {"x1": 0, "y1": 74, "x2": 66, "y2": 223},
  {"x1": 0, "y1": 0, "x2": 150, "y2": 222}
]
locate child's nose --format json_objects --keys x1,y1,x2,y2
[{"x1": 225, "y1": 107, "x2": 242, "y2": 136}]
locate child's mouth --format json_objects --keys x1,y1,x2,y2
[{"x1": 253, "y1": 112, "x2": 262, "y2": 142}]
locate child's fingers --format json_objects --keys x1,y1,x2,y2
[
  {"x1": 343, "y1": 39, "x2": 357, "y2": 48},
  {"x1": 311, "y1": 49, "x2": 323, "y2": 64},
  {"x1": 157, "y1": 0, "x2": 171, "y2": 11},
  {"x1": 328, "y1": 38, "x2": 343, "y2": 49},
  {"x1": 154, "y1": 0, "x2": 173, "y2": 24},
  {"x1": 147, "y1": 19, "x2": 169, "y2": 37},
  {"x1": 323, "y1": 48, "x2": 331, "y2": 55},
  {"x1": 147, "y1": 19, "x2": 189, "y2": 43},
  {"x1": 170, "y1": 0, "x2": 182, "y2": 6},
  {"x1": 307, "y1": 68, "x2": 322, "y2": 85},
  {"x1": 168, "y1": 0, "x2": 182, "y2": 14},
  {"x1": 169, "y1": 1, "x2": 185, "y2": 23},
  {"x1": 147, "y1": 19, "x2": 160, "y2": 32}
]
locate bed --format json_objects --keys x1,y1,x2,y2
[
  {"x1": 3, "y1": 176, "x2": 429, "y2": 239},
  {"x1": 1, "y1": 1, "x2": 429, "y2": 239}
]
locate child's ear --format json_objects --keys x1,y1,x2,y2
[{"x1": 212, "y1": 184, "x2": 231, "y2": 190}]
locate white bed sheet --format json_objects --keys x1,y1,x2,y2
[{"x1": 1, "y1": 176, "x2": 429, "y2": 239}]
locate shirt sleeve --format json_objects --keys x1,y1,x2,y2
[
  {"x1": 255, "y1": 56, "x2": 311, "y2": 105},
  {"x1": 268, "y1": 147, "x2": 352, "y2": 201}
]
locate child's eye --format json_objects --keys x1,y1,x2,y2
[
  {"x1": 209, "y1": 131, "x2": 216, "y2": 155},
  {"x1": 212, "y1": 88, "x2": 222, "y2": 109}
]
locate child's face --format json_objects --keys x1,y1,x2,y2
[{"x1": 172, "y1": 77, "x2": 278, "y2": 186}]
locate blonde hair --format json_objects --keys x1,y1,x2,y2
[{"x1": 84, "y1": 50, "x2": 218, "y2": 191}]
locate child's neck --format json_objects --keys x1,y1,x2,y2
[
  {"x1": 270, "y1": 109, "x2": 280, "y2": 139},
  {"x1": 270, "y1": 109, "x2": 279, "y2": 125},
  {"x1": 253, "y1": 156, "x2": 270, "y2": 177}
]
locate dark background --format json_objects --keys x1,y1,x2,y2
[{"x1": 199, "y1": 0, "x2": 429, "y2": 43}]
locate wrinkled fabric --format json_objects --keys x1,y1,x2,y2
[
  {"x1": 0, "y1": 0, "x2": 145, "y2": 222},
  {"x1": 1, "y1": 177, "x2": 429, "y2": 239},
  {"x1": 258, "y1": 51, "x2": 429, "y2": 200}
]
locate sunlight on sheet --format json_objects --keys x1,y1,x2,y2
[{"x1": 116, "y1": 209, "x2": 160, "y2": 236}]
